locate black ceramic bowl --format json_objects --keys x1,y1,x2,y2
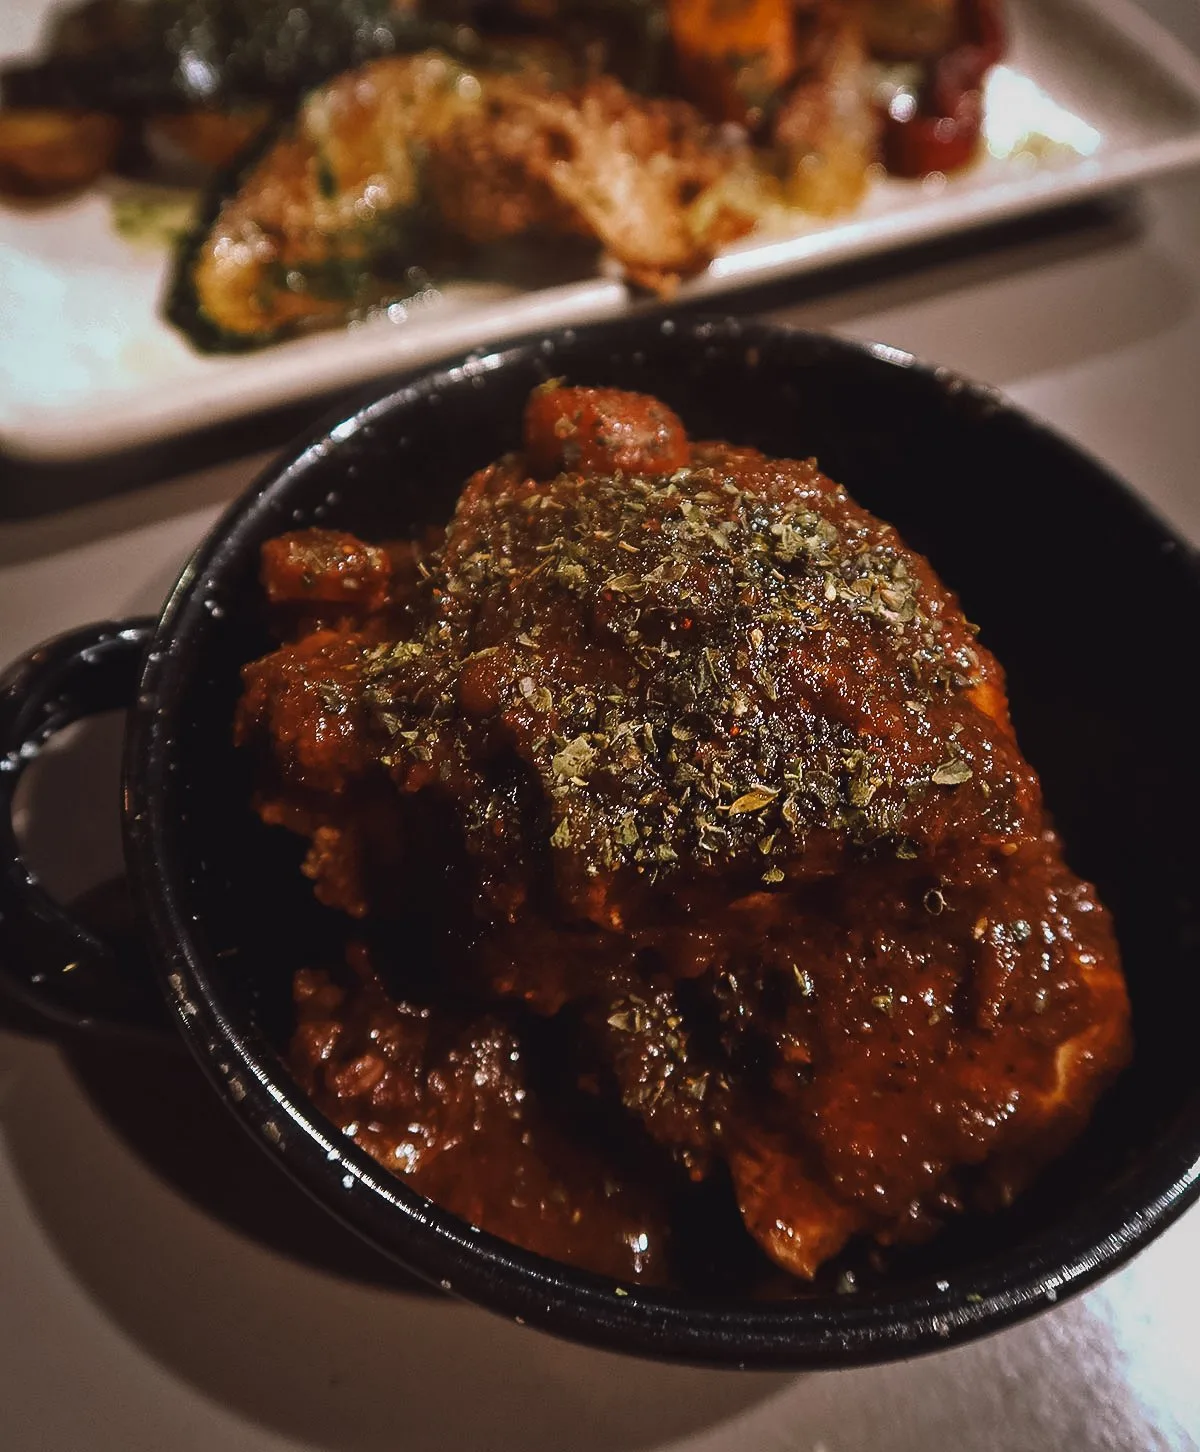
[{"x1": 2, "y1": 317, "x2": 1199, "y2": 1369}]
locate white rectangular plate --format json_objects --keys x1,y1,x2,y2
[{"x1": 2, "y1": 0, "x2": 1200, "y2": 462}]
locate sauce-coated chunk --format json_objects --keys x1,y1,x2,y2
[
  {"x1": 524, "y1": 384, "x2": 690, "y2": 478},
  {"x1": 261, "y1": 529, "x2": 391, "y2": 610}
]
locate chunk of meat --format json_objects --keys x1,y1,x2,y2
[
  {"x1": 236, "y1": 629, "x2": 375, "y2": 795},
  {"x1": 292, "y1": 952, "x2": 668, "y2": 1280},
  {"x1": 524, "y1": 384, "x2": 690, "y2": 478},
  {"x1": 728, "y1": 1128, "x2": 864, "y2": 1278},
  {"x1": 719, "y1": 833, "x2": 1129, "y2": 1270},
  {"x1": 588, "y1": 970, "x2": 716, "y2": 1177},
  {"x1": 261, "y1": 529, "x2": 392, "y2": 610},
  {"x1": 389, "y1": 427, "x2": 1043, "y2": 924}
]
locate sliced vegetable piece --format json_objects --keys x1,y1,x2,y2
[
  {"x1": 0, "y1": 107, "x2": 120, "y2": 198},
  {"x1": 167, "y1": 52, "x2": 480, "y2": 350}
]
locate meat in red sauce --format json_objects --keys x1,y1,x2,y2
[{"x1": 236, "y1": 384, "x2": 1130, "y2": 1284}]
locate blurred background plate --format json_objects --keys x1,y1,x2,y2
[{"x1": 2, "y1": 0, "x2": 1200, "y2": 463}]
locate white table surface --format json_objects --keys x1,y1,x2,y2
[{"x1": 3, "y1": 2, "x2": 1200, "y2": 1445}]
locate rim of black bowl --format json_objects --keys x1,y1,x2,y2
[{"x1": 124, "y1": 315, "x2": 1200, "y2": 1368}]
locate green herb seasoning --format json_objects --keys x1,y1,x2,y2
[{"x1": 356, "y1": 427, "x2": 1032, "y2": 887}]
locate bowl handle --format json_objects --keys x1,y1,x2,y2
[{"x1": 0, "y1": 620, "x2": 172, "y2": 1039}]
